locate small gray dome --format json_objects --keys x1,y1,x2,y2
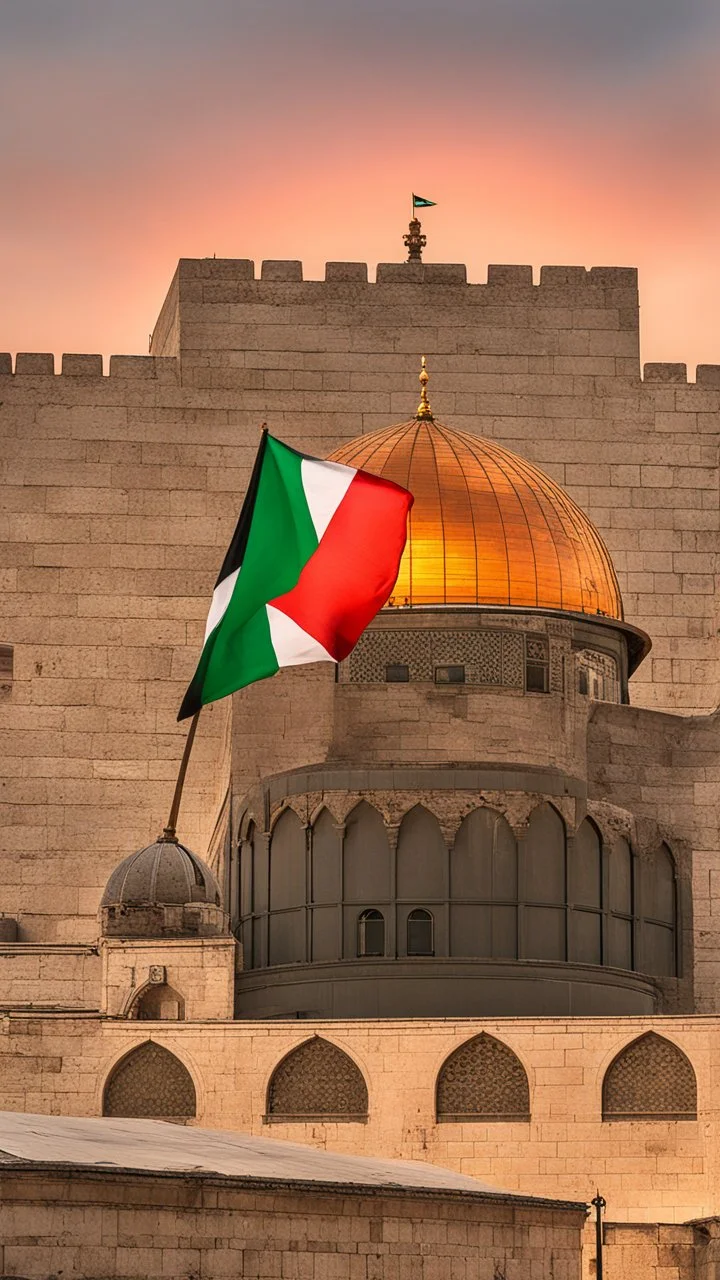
[{"x1": 101, "y1": 839, "x2": 221, "y2": 909}]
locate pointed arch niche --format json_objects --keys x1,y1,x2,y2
[
  {"x1": 602, "y1": 1032, "x2": 696, "y2": 1120},
  {"x1": 102, "y1": 1042, "x2": 196, "y2": 1119},
  {"x1": 436, "y1": 1033, "x2": 530, "y2": 1122},
  {"x1": 265, "y1": 1037, "x2": 369, "y2": 1123}
]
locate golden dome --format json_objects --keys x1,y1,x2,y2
[{"x1": 329, "y1": 416, "x2": 623, "y2": 619}]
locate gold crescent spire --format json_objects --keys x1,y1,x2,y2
[{"x1": 416, "y1": 355, "x2": 433, "y2": 420}]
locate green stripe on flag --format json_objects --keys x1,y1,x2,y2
[{"x1": 180, "y1": 436, "x2": 319, "y2": 716}]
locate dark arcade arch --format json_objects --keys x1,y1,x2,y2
[
  {"x1": 451, "y1": 807, "x2": 518, "y2": 959},
  {"x1": 568, "y1": 817, "x2": 602, "y2": 965},
  {"x1": 268, "y1": 808, "x2": 306, "y2": 966},
  {"x1": 436, "y1": 1033, "x2": 530, "y2": 1122},
  {"x1": 602, "y1": 1032, "x2": 696, "y2": 1121},
  {"x1": 102, "y1": 1041, "x2": 196, "y2": 1118},
  {"x1": 521, "y1": 802, "x2": 567, "y2": 962},
  {"x1": 396, "y1": 805, "x2": 446, "y2": 900},
  {"x1": 266, "y1": 1037, "x2": 369, "y2": 1122}
]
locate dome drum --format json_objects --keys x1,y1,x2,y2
[
  {"x1": 339, "y1": 606, "x2": 646, "y2": 701},
  {"x1": 232, "y1": 778, "x2": 689, "y2": 1019}
]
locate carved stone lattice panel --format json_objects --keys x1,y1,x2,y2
[
  {"x1": 436, "y1": 1033, "x2": 530, "y2": 1121},
  {"x1": 602, "y1": 1033, "x2": 697, "y2": 1120},
  {"x1": 343, "y1": 629, "x2": 525, "y2": 687},
  {"x1": 103, "y1": 1042, "x2": 196, "y2": 1118},
  {"x1": 267, "y1": 1037, "x2": 368, "y2": 1120}
]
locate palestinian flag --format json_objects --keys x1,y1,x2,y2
[{"x1": 178, "y1": 431, "x2": 413, "y2": 720}]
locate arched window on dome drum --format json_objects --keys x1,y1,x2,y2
[
  {"x1": 436, "y1": 1033, "x2": 530, "y2": 1123},
  {"x1": 268, "y1": 809, "x2": 306, "y2": 967},
  {"x1": 602, "y1": 1033, "x2": 696, "y2": 1121},
  {"x1": 103, "y1": 1042, "x2": 196, "y2": 1119},
  {"x1": 357, "y1": 909, "x2": 385, "y2": 957},
  {"x1": 309, "y1": 808, "x2": 341, "y2": 963},
  {"x1": 266, "y1": 1037, "x2": 369, "y2": 1122},
  {"x1": 521, "y1": 804, "x2": 567, "y2": 962},
  {"x1": 407, "y1": 909, "x2": 434, "y2": 956},
  {"x1": 451, "y1": 807, "x2": 517, "y2": 959},
  {"x1": 568, "y1": 818, "x2": 602, "y2": 966},
  {"x1": 639, "y1": 843, "x2": 677, "y2": 977}
]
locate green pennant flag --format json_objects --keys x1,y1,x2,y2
[{"x1": 412, "y1": 194, "x2": 436, "y2": 208}]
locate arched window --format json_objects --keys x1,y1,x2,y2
[
  {"x1": 407, "y1": 908, "x2": 434, "y2": 956},
  {"x1": 568, "y1": 818, "x2": 602, "y2": 965},
  {"x1": 357, "y1": 909, "x2": 385, "y2": 957},
  {"x1": 268, "y1": 808, "x2": 306, "y2": 966},
  {"x1": 102, "y1": 1042, "x2": 196, "y2": 1119},
  {"x1": 436, "y1": 1033, "x2": 530, "y2": 1122},
  {"x1": 451, "y1": 807, "x2": 518, "y2": 959},
  {"x1": 132, "y1": 982, "x2": 185, "y2": 1021},
  {"x1": 522, "y1": 803, "x2": 567, "y2": 961},
  {"x1": 608, "y1": 834, "x2": 634, "y2": 970},
  {"x1": 602, "y1": 1033, "x2": 696, "y2": 1121},
  {"x1": 266, "y1": 1037, "x2": 368, "y2": 1122}
]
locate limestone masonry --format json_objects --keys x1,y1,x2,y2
[{"x1": 2, "y1": 256, "x2": 720, "y2": 1279}]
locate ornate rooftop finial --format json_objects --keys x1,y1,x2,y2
[
  {"x1": 403, "y1": 216, "x2": 426, "y2": 262},
  {"x1": 416, "y1": 355, "x2": 433, "y2": 420}
]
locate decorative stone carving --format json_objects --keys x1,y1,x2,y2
[
  {"x1": 266, "y1": 1037, "x2": 368, "y2": 1121},
  {"x1": 103, "y1": 1042, "x2": 196, "y2": 1118},
  {"x1": 342, "y1": 628, "x2": 526, "y2": 687},
  {"x1": 436, "y1": 1033, "x2": 530, "y2": 1121},
  {"x1": 602, "y1": 1033, "x2": 696, "y2": 1120}
]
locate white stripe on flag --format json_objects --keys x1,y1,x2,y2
[
  {"x1": 203, "y1": 566, "x2": 240, "y2": 643},
  {"x1": 301, "y1": 458, "x2": 355, "y2": 541},
  {"x1": 267, "y1": 604, "x2": 334, "y2": 667}
]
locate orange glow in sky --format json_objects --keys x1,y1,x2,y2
[{"x1": 2, "y1": 1, "x2": 719, "y2": 371}]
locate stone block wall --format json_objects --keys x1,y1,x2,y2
[
  {"x1": 0, "y1": 1015, "x2": 717, "y2": 1226},
  {"x1": 1, "y1": 257, "x2": 719, "y2": 947},
  {"x1": 0, "y1": 1167, "x2": 585, "y2": 1280},
  {"x1": 99, "y1": 936, "x2": 236, "y2": 1019}
]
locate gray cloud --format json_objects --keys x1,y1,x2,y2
[{"x1": 2, "y1": 0, "x2": 718, "y2": 67}]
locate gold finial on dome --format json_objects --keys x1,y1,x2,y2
[{"x1": 416, "y1": 355, "x2": 433, "y2": 420}]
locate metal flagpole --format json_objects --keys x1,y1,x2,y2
[
  {"x1": 591, "y1": 1191, "x2": 606, "y2": 1280},
  {"x1": 160, "y1": 709, "x2": 201, "y2": 842}
]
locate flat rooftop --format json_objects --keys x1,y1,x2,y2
[{"x1": 0, "y1": 1111, "x2": 585, "y2": 1209}]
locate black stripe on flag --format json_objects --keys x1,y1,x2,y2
[{"x1": 214, "y1": 428, "x2": 269, "y2": 587}]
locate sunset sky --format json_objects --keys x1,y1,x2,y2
[{"x1": 2, "y1": 0, "x2": 719, "y2": 369}]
